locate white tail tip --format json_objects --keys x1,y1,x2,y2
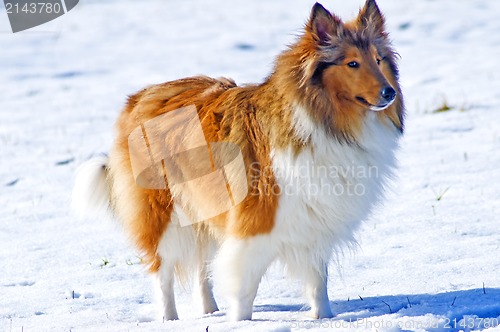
[{"x1": 72, "y1": 155, "x2": 111, "y2": 218}]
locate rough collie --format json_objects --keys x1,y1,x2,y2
[{"x1": 73, "y1": 0, "x2": 404, "y2": 321}]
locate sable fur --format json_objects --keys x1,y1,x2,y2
[{"x1": 73, "y1": 0, "x2": 405, "y2": 321}]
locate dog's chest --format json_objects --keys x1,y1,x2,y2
[{"x1": 270, "y1": 112, "x2": 399, "y2": 245}]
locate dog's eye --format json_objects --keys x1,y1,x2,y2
[
  {"x1": 376, "y1": 58, "x2": 381, "y2": 65},
  {"x1": 347, "y1": 61, "x2": 359, "y2": 68}
]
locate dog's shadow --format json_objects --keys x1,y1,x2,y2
[{"x1": 253, "y1": 288, "x2": 500, "y2": 325}]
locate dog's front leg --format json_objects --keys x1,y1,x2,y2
[
  {"x1": 215, "y1": 236, "x2": 276, "y2": 321},
  {"x1": 305, "y1": 264, "x2": 333, "y2": 319}
]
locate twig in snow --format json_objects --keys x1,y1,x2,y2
[
  {"x1": 382, "y1": 300, "x2": 392, "y2": 313},
  {"x1": 406, "y1": 296, "x2": 412, "y2": 308},
  {"x1": 55, "y1": 157, "x2": 75, "y2": 166},
  {"x1": 432, "y1": 187, "x2": 450, "y2": 201},
  {"x1": 5, "y1": 178, "x2": 19, "y2": 187},
  {"x1": 483, "y1": 282, "x2": 486, "y2": 294},
  {"x1": 451, "y1": 296, "x2": 457, "y2": 306}
]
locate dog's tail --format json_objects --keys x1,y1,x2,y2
[{"x1": 72, "y1": 155, "x2": 112, "y2": 218}]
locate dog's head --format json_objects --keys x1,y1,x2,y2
[
  {"x1": 280, "y1": 0, "x2": 404, "y2": 139},
  {"x1": 308, "y1": 0, "x2": 400, "y2": 112}
]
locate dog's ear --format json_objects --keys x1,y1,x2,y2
[
  {"x1": 357, "y1": 0, "x2": 385, "y2": 36},
  {"x1": 308, "y1": 3, "x2": 342, "y2": 45}
]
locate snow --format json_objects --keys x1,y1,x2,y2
[{"x1": 1, "y1": 0, "x2": 500, "y2": 331}]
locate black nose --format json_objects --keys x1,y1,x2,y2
[{"x1": 380, "y1": 86, "x2": 396, "y2": 102}]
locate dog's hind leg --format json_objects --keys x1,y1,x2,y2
[
  {"x1": 194, "y1": 233, "x2": 219, "y2": 314},
  {"x1": 156, "y1": 260, "x2": 178, "y2": 321},
  {"x1": 155, "y1": 208, "x2": 197, "y2": 320}
]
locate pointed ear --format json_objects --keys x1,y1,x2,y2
[
  {"x1": 308, "y1": 3, "x2": 342, "y2": 45},
  {"x1": 357, "y1": 0, "x2": 385, "y2": 35}
]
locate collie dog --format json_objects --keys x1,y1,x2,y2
[{"x1": 73, "y1": 0, "x2": 404, "y2": 321}]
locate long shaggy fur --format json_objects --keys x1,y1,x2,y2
[{"x1": 73, "y1": 0, "x2": 404, "y2": 321}]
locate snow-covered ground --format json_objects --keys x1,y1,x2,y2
[{"x1": 1, "y1": 0, "x2": 500, "y2": 331}]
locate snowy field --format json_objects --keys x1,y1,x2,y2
[{"x1": 1, "y1": 0, "x2": 500, "y2": 331}]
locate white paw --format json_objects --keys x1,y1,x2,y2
[
  {"x1": 308, "y1": 306, "x2": 333, "y2": 319},
  {"x1": 228, "y1": 306, "x2": 253, "y2": 321}
]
